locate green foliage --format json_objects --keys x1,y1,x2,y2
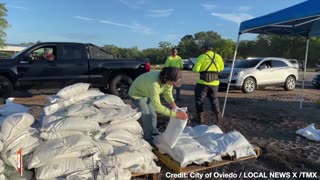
[{"x1": 0, "y1": 4, "x2": 8, "y2": 47}]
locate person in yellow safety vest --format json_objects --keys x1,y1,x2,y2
[
  {"x1": 192, "y1": 42, "x2": 224, "y2": 124},
  {"x1": 129, "y1": 67, "x2": 188, "y2": 143},
  {"x1": 164, "y1": 47, "x2": 183, "y2": 101}
]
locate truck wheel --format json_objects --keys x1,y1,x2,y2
[
  {"x1": 0, "y1": 75, "x2": 14, "y2": 98},
  {"x1": 109, "y1": 74, "x2": 133, "y2": 98},
  {"x1": 242, "y1": 77, "x2": 256, "y2": 93},
  {"x1": 284, "y1": 76, "x2": 296, "y2": 91}
]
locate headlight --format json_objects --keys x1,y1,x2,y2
[{"x1": 233, "y1": 71, "x2": 243, "y2": 77}]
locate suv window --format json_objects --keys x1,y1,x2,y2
[
  {"x1": 89, "y1": 45, "x2": 114, "y2": 59},
  {"x1": 63, "y1": 45, "x2": 83, "y2": 60},
  {"x1": 271, "y1": 60, "x2": 288, "y2": 68}
]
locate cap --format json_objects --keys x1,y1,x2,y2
[{"x1": 173, "y1": 70, "x2": 182, "y2": 87}]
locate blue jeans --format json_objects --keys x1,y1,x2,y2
[{"x1": 133, "y1": 97, "x2": 157, "y2": 143}]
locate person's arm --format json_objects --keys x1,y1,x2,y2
[
  {"x1": 216, "y1": 54, "x2": 224, "y2": 72},
  {"x1": 192, "y1": 54, "x2": 204, "y2": 73},
  {"x1": 150, "y1": 83, "x2": 176, "y2": 117}
]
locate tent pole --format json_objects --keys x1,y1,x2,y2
[
  {"x1": 222, "y1": 34, "x2": 240, "y2": 117},
  {"x1": 299, "y1": 37, "x2": 309, "y2": 109}
]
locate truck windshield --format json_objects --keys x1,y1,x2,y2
[
  {"x1": 234, "y1": 59, "x2": 261, "y2": 68},
  {"x1": 89, "y1": 45, "x2": 114, "y2": 59}
]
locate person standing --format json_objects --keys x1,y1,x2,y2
[
  {"x1": 164, "y1": 47, "x2": 183, "y2": 101},
  {"x1": 129, "y1": 67, "x2": 188, "y2": 143},
  {"x1": 192, "y1": 42, "x2": 224, "y2": 124}
]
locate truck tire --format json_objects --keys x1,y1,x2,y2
[
  {"x1": 0, "y1": 75, "x2": 14, "y2": 98},
  {"x1": 109, "y1": 74, "x2": 133, "y2": 98}
]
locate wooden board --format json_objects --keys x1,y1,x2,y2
[
  {"x1": 154, "y1": 145, "x2": 261, "y2": 173},
  {"x1": 132, "y1": 173, "x2": 159, "y2": 180}
]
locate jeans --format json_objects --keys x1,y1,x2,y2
[
  {"x1": 133, "y1": 97, "x2": 157, "y2": 143},
  {"x1": 194, "y1": 83, "x2": 220, "y2": 116}
]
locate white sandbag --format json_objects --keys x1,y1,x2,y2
[
  {"x1": 198, "y1": 131, "x2": 256, "y2": 159},
  {"x1": 0, "y1": 141, "x2": 2, "y2": 152},
  {"x1": 66, "y1": 170, "x2": 95, "y2": 180},
  {"x1": 4, "y1": 166, "x2": 33, "y2": 180},
  {"x1": 40, "y1": 111, "x2": 65, "y2": 126},
  {"x1": 296, "y1": 123, "x2": 320, "y2": 141},
  {"x1": 184, "y1": 125, "x2": 224, "y2": 138},
  {"x1": 93, "y1": 94, "x2": 127, "y2": 108},
  {"x1": 100, "y1": 120, "x2": 143, "y2": 135},
  {"x1": 130, "y1": 160, "x2": 161, "y2": 174},
  {"x1": 1, "y1": 113, "x2": 34, "y2": 141},
  {"x1": 87, "y1": 108, "x2": 119, "y2": 123},
  {"x1": 65, "y1": 103, "x2": 99, "y2": 117},
  {"x1": 44, "y1": 89, "x2": 104, "y2": 116},
  {"x1": 46, "y1": 95, "x2": 63, "y2": 105},
  {"x1": 0, "y1": 98, "x2": 29, "y2": 117},
  {"x1": 155, "y1": 107, "x2": 187, "y2": 148},
  {"x1": 29, "y1": 135, "x2": 96, "y2": 168},
  {"x1": 93, "y1": 140, "x2": 113, "y2": 155},
  {"x1": 57, "y1": 83, "x2": 90, "y2": 99},
  {"x1": 109, "y1": 112, "x2": 141, "y2": 124},
  {"x1": 41, "y1": 118, "x2": 100, "y2": 133},
  {"x1": 40, "y1": 130, "x2": 87, "y2": 140},
  {"x1": 36, "y1": 157, "x2": 97, "y2": 179},
  {"x1": 154, "y1": 136, "x2": 218, "y2": 167},
  {"x1": 99, "y1": 130, "x2": 140, "y2": 145}
]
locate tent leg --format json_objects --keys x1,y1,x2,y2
[
  {"x1": 299, "y1": 38, "x2": 309, "y2": 109},
  {"x1": 222, "y1": 34, "x2": 240, "y2": 117}
]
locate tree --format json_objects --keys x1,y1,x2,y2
[{"x1": 0, "y1": 4, "x2": 8, "y2": 47}]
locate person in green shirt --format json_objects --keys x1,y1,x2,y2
[
  {"x1": 129, "y1": 67, "x2": 188, "y2": 143},
  {"x1": 164, "y1": 47, "x2": 183, "y2": 101},
  {"x1": 192, "y1": 42, "x2": 224, "y2": 124}
]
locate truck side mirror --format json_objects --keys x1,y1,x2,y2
[{"x1": 23, "y1": 53, "x2": 33, "y2": 62}]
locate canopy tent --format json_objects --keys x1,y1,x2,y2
[{"x1": 222, "y1": 0, "x2": 320, "y2": 116}]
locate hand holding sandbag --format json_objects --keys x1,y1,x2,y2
[{"x1": 176, "y1": 111, "x2": 188, "y2": 120}]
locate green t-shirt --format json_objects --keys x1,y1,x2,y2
[{"x1": 164, "y1": 55, "x2": 183, "y2": 69}]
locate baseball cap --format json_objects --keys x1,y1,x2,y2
[{"x1": 202, "y1": 42, "x2": 213, "y2": 49}]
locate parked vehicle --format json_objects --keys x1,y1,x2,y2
[
  {"x1": 312, "y1": 74, "x2": 320, "y2": 89},
  {"x1": 218, "y1": 57, "x2": 298, "y2": 93},
  {"x1": 0, "y1": 42, "x2": 150, "y2": 98},
  {"x1": 287, "y1": 59, "x2": 299, "y2": 70},
  {"x1": 183, "y1": 59, "x2": 194, "y2": 70}
]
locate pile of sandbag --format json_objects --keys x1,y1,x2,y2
[
  {"x1": 29, "y1": 83, "x2": 159, "y2": 179},
  {"x1": 154, "y1": 109, "x2": 257, "y2": 167},
  {"x1": 0, "y1": 110, "x2": 38, "y2": 179}
]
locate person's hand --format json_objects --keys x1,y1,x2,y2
[
  {"x1": 172, "y1": 105, "x2": 179, "y2": 111},
  {"x1": 176, "y1": 111, "x2": 188, "y2": 120}
]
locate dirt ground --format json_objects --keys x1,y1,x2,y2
[{"x1": 11, "y1": 71, "x2": 320, "y2": 179}]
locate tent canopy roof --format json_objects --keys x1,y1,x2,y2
[{"x1": 239, "y1": 0, "x2": 320, "y2": 37}]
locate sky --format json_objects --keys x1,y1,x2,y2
[{"x1": 3, "y1": 0, "x2": 306, "y2": 49}]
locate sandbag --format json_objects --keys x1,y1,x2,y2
[
  {"x1": 87, "y1": 108, "x2": 118, "y2": 123},
  {"x1": 1, "y1": 113, "x2": 34, "y2": 141},
  {"x1": 93, "y1": 94, "x2": 127, "y2": 109},
  {"x1": 100, "y1": 120, "x2": 143, "y2": 135},
  {"x1": 44, "y1": 89, "x2": 104, "y2": 116},
  {"x1": 296, "y1": 123, "x2": 320, "y2": 141},
  {"x1": 29, "y1": 135, "x2": 96, "y2": 168},
  {"x1": 155, "y1": 107, "x2": 187, "y2": 148},
  {"x1": 65, "y1": 103, "x2": 99, "y2": 117},
  {"x1": 40, "y1": 130, "x2": 87, "y2": 140},
  {"x1": 57, "y1": 83, "x2": 90, "y2": 99},
  {"x1": 99, "y1": 130, "x2": 140, "y2": 145},
  {"x1": 41, "y1": 118, "x2": 100, "y2": 133},
  {"x1": 36, "y1": 157, "x2": 97, "y2": 179}
]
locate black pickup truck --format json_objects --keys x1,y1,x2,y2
[{"x1": 0, "y1": 42, "x2": 150, "y2": 98}]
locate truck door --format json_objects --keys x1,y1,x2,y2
[
  {"x1": 17, "y1": 44, "x2": 60, "y2": 89},
  {"x1": 54, "y1": 44, "x2": 89, "y2": 87}
]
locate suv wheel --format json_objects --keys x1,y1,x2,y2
[
  {"x1": 109, "y1": 74, "x2": 133, "y2": 98},
  {"x1": 284, "y1": 76, "x2": 296, "y2": 91},
  {"x1": 0, "y1": 75, "x2": 14, "y2": 98},
  {"x1": 242, "y1": 77, "x2": 256, "y2": 93}
]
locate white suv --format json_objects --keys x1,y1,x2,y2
[{"x1": 219, "y1": 57, "x2": 299, "y2": 93}]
